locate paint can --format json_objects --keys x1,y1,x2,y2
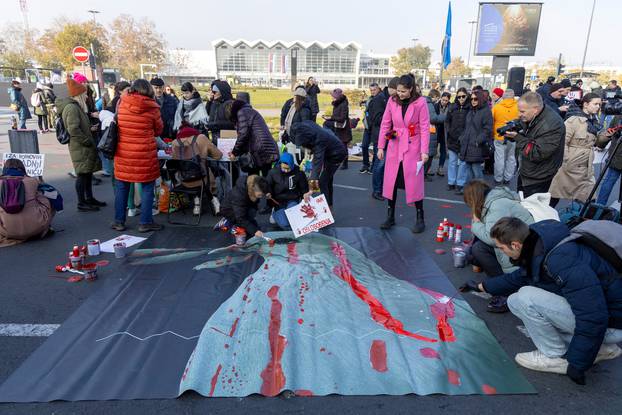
[
  {"x1": 87, "y1": 239, "x2": 101, "y2": 256},
  {"x1": 454, "y1": 225, "x2": 463, "y2": 244},
  {"x1": 448, "y1": 223, "x2": 455, "y2": 240},
  {"x1": 113, "y1": 242, "x2": 127, "y2": 259},
  {"x1": 69, "y1": 255, "x2": 83, "y2": 270},
  {"x1": 83, "y1": 263, "x2": 98, "y2": 281},
  {"x1": 442, "y1": 218, "x2": 449, "y2": 237},
  {"x1": 435, "y1": 225, "x2": 444, "y2": 243},
  {"x1": 453, "y1": 250, "x2": 467, "y2": 268}
]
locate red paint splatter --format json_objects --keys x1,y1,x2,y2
[
  {"x1": 447, "y1": 369, "x2": 461, "y2": 386},
  {"x1": 320, "y1": 347, "x2": 326, "y2": 352},
  {"x1": 210, "y1": 327, "x2": 229, "y2": 337},
  {"x1": 268, "y1": 239, "x2": 276, "y2": 247},
  {"x1": 434, "y1": 249, "x2": 446, "y2": 255},
  {"x1": 242, "y1": 294, "x2": 248, "y2": 301},
  {"x1": 287, "y1": 242, "x2": 299, "y2": 264},
  {"x1": 419, "y1": 347, "x2": 440, "y2": 359},
  {"x1": 95, "y1": 260, "x2": 109, "y2": 267},
  {"x1": 260, "y1": 286, "x2": 287, "y2": 397},
  {"x1": 465, "y1": 224, "x2": 472, "y2": 229},
  {"x1": 229, "y1": 318, "x2": 240, "y2": 337},
  {"x1": 224, "y1": 344, "x2": 229, "y2": 349},
  {"x1": 440, "y1": 204, "x2": 453, "y2": 209},
  {"x1": 482, "y1": 384, "x2": 497, "y2": 395},
  {"x1": 295, "y1": 389, "x2": 314, "y2": 396},
  {"x1": 330, "y1": 243, "x2": 437, "y2": 343},
  {"x1": 264, "y1": 263, "x2": 269, "y2": 270},
  {"x1": 209, "y1": 364, "x2": 223, "y2": 397},
  {"x1": 297, "y1": 318, "x2": 304, "y2": 325},
  {"x1": 370, "y1": 340, "x2": 388, "y2": 372}
]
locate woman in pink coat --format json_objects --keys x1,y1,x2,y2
[{"x1": 378, "y1": 74, "x2": 430, "y2": 233}]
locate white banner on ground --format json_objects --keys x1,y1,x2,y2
[
  {"x1": 2, "y1": 153, "x2": 45, "y2": 176},
  {"x1": 217, "y1": 139, "x2": 237, "y2": 160},
  {"x1": 100, "y1": 234, "x2": 147, "y2": 253},
  {"x1": 285, "y1": 194, "x2": 335, "y2": 238}
]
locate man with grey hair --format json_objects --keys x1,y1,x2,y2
[{"x1": 503, "y1": 91, "x2": 565, "y2": 198}]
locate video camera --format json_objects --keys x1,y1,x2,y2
[
  {"x1": 496, "y1": 119, "x2": 523, "y2": 139},
  {"x1": 603, "y1": 91, "x2": 622, "y2": 115}
]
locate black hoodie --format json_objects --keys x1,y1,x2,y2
[
  {"x1": 206, "y1": 80, "x2": 235, "y2": 133},
  {"x1": 290, "y1": 121, "x2": 347, "y2": 180}
]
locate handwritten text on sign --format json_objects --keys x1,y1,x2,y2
[
  {"x1": 2, "y1": 153, "x2": 45, "y2": 176},
  {"x1": 285, "y1": 194, "x2": 335, "y2": 238}
]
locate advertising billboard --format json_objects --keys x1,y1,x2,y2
[{"x1": 475, "y1": 2, "x2": 543, "y2": 56}]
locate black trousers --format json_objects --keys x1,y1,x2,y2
[
  {"x1": 517, "y1": 176, "x2": 552, "y2": 199},
  {"x1": 75, "y1": 173, "x2": 94, "y2": 203},
  {"x1": 319, "y1": 160, "x2": 342, "y2": 206},
  {"x1": 471, "y1": 239, "x2": 504, "y2": 277},
  {"x1": 37, "y1": 114, "x2": 48, "y2": 131}
]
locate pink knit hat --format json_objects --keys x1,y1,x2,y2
[{"x1": 72, "y1": 72, "x2": 88, "y2": 84}]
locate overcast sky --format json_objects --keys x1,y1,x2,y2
[{"x1": 3, "y1": 0, "x2": 619, "y2": 66}]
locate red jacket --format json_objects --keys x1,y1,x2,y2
[{"x1": 115, "y1": 93, "x2": 163, "y2": 183}]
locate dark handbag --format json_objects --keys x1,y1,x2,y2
[
  {"x1": 98, "y1": 117, "x2": 118, "y2": 159},
  {"x1": 238, "y1": 152, "x2": 257, "y2": 173}
]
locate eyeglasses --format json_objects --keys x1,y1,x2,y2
[{"x1": 457, "y1": 95, "x2": 467, "y2": 99}]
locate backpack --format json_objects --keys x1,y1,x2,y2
[
  {"x1": 0, "y1": 177, "x2": 26, "y2": 214},
  {"x1": 55, "y1": 115, "x2": 70, "y2": 145},
  {"x1": 175, "y1": 136, "x2": 204, "y2": 182},
  {"x1": 30, "y1": 92, "x2": 41, "y2": 107},
  {"x1": 544, "y1": 220, "x2": 622, "y2": 276}
]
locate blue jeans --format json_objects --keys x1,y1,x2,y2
[
  {"x1": 447, "y1": 150, "x2": 466, "y2": 186},
  {"x1": 19, "y1": 117, "x2": 27, "y2": 129},
  {"x1": 273, "y1": 201, "x2": 298, "y2": 230},
  {"x1": 372, "y1": 146, "x2": 385, "y2": 195},
  {"x1": 115, "y1": 180, "x2": 155, "y2": 225},
  {"x1": 457, "y1": 161, "x2": 483, "y2": 186},
  {"x1": 597, "y1": 167, "x2": 621, "y2": 205},
  {"x1": 361, "y1": 129, "x2": 371, "y2": 168}
]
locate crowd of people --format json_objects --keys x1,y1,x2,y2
[{"x1": 3, "y1": 71, "x2": 622, "y2": 387}]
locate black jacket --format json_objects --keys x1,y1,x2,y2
[
  {"x1": 367, "y1": 90, "x2": 389, "y2": 145},
  {"x1": 483, "y1": 220, "x2": 622, "y2": 376},
  {"x1": 206, "y1": 80, "x2": 235, "y2": 133},
  {"x1": 232, "y1": 104, "x2": 279, "y2": 167},
  {"x1": 445, "y1": 102, "x2": 469, "y2": 153},
  {"x1": 515, "y1": 105, "x2": 566, "y2": 186},
  {"x1": 290, "y1": 121, "x2": 347, "y2": 180},
  {"x1": 219, "y1": 176, "x2": 260, "y2": 235},
  {"x1": 434, "y1": 101, "x2": 449, "y2": 144},
  {"x1": 156, "y1": 93, "x2": 178, "y2": 139},
  {"x1": 541, "y1": 92, "x2": 563, "y2": 117},
  {"x1": 266, "y1": 165, "x2": 309, "y2": 207},
  {"x1": 279, "y1": 98, "x2": 313, "y2": 143},
  {"x1": 325, "y1": 96, "x2": 352, "y2": 143},
  {"x1": 305, "y1": 84, "x2": 320, "y2": 116},
  {"x1": 458, "y1": 106, "x2": 493, "y2": 163}
]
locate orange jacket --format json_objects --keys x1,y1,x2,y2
[
  {"x1": 492, "y1": 98, "x2": 519, "y2": 141},
  {"x1": 115, "y1": 93, "x2": 164, "y2": 183}
]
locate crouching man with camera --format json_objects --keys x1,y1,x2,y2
[
  {"x1": 502, "y1": 92, "x2": 565, "y2": 198},
  {"x1": 461, "y1": 217, "x2": 622, "y2": 385}
]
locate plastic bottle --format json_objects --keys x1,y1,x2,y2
[
  {"x1": 454, "y1": 225, "x2": 463, "y2": 244},
  {"x1": 436, "y1": 225, "x2": 445, "y2": 243}
]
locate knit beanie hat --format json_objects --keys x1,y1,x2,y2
[
  {"x1": 294, "y1": 88, "x2": 307, "y2": 98},
  {"x1": 67, "y1": 76, "x2": 87, "y2": 97},
  {"x1": 560, "y1": 79, "x2": 572, "y2": 88},
  {"x1": 72, "y1": 72, "x2": 88, "y2": 84},
  {"x1": 493, "y1": 87, "x2": 504, "y2": 97},
  {"x1": 150, "y1": 77, "x2": 165, "y2": 87},
  {"x1": 331, "y1": 88, "x2": 344, "y2": 100},
  {"x1": 549, "y1": 83, "x2": 564, "y2": 94},
  {"x1": 502, "y1": 89, "x2": 515, "y2": 99}
]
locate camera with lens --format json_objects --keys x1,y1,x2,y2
[
  {"x1": 603, "y1": 92, "x2": 622, "y2": 115},
  {"x1": 496, "y1": 119, "x2": 522, "y2": 140}
]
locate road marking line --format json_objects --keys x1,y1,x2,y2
[
  {"x1": 334, "y1": 184, "x2": 368, "y2": 191},
  {"x1": 0, "y1": 324, "x2": 60, "y2": 337},
  {"x1": 334, "y1": 183, "x2": 466, "y2": 205}
]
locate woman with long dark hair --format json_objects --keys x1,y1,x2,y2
[
  {"x1": 305, "y1": 77, "x2": 320, "y2": 122},
  {"x1": 445, "y1": 87, "x2": 470, "y2": 192},
  {"x1": 323, "y1": 88, "x2": 352, "y2": 169},
  {"x1": 377, "y1": 74, "x2": 430, "y2": 233}
]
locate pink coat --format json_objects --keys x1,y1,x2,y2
[{"x1": 378, "y1": 96, "x2": 430, "y2": 204}]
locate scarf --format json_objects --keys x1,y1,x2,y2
[
  {"x1": 1, "y1": 168, "x2": 25, "y2": 177},
  {"x1": 284, "y1": 103, "x2": 297, "y2": 134},
  {"x1": 584, "y1": 113, "x2": 602, "y2": 136},
  {"x1": 174, "y1": 97, "x2": 209, "y2": 131}
]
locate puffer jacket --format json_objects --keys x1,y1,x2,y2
[
  {"x1": 483, "y1": 220, "x2": 622, "y2": 376},
  {"x1": 115, "y1": 93, "x2": 163, "y2": 183},
  {"x1": 266, "y1": 165, "x2": 309, "y2": 207},
  {"x1": 231, "y1": 104, "x2": 279, "y2": 168},
  {"x1": 445, "y1": 102, "x2": 469, "y2": 153},
  {"x1": 206, "y1": 80, "x2": 235, "y2": 134},
  {"x1": 470, "y1": 187, "x2": 534, "y2": 273},
  {"x1": 56, "y1": 98, "x2": 101, "y2": 174},
  {"x1": 305, "y1": 84, "x2": 320, "y2": 116},
  {"x1": 426, "y1": 96, "x2": 446, "y2": 154},
  {"x1": 492, "y1": 98, "x2": 519, "y2": 140},
  {"x1": 458, "y1": 106, "x2": 493, "y2": 163},
  {"x1": 219, "y1": 176, "x2": 261, "y2": 235},
  {"x1": 291, "y1": 121, "x2": 347, "y2": 180},
  {"x1": 326, "y1": 96, "x2": 352, "y2": 143}
]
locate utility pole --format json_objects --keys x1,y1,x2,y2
[
  {"x1": 579, "y1": 0, "x2": 596, "y2": 79},
  {"x1": 411, "y1": 38, "x2": 419, "y2": 83},
  {"x1": 467, "y1": 20, "x2": 477, "y2": 69},
  {"x1": 87, "y1": 10, "x2": 102, "y2": 94}
]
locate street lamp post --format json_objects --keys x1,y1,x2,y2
[
  {"x1": 579, "y1": 0, "x2": 597, "y2": 79},
  {"x1": 467, "y1": 20, "x2": 477, "y2": 69},
  {"x1": 411, "y1": 38, "x2": 419, "y2": 82},
  {"x1": 87, "y1": 9, "x2": 100, "y2": 23}
]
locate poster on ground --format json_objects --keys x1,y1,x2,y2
[
  {"x1": 2, "y1": 153, "x2": 45, "y2": 176},
  {"x1": 285, "y1": 194, "x2": 335, "y2": 238}
]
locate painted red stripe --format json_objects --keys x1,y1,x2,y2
[
  {"x1": 370, "y1": 340, "x2": 388, "y2": 372},
  {"x1": 260, "y1": 286, "x2": 287, "y2": 396},
  {"x1": 209, "y1": 364, "x2": 222, "y2": 397}
]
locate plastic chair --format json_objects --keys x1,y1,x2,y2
[{"x1": 164, "y1": 159, "x2": 210, "y2": 226}]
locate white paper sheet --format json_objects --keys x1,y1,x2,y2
[{"x1": 100, "y1": 235, "x2": 147, "y2": 253}]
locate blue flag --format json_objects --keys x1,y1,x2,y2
[{"x1": 442, "y1": 2, "x2": 452, "y2": 69}]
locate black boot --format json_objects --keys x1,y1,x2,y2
[
  {"x1": 412, "y1": 208, "x2": 425, "y2": 233},
  {"x1": 380, "y1": 205, "x2": 395, "y2": 229}
]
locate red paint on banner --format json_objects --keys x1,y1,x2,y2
[
  {"x1": 224, "y1": 344, "x2": 229, "y2": 349},
  {"x1": 370, "y1": 340, "x2": 388, "y2": 372},
  {"x1": 229, "y1": 317, "x2": 240, "y2": 337},
  {"x1": 320, "y1": 347, "x2": 326, "y2": 352},
  {"x1": 210, "y1": 326, "x2": 229, "y2": 337},
  {"x1": 419, "y1": 347, "x2": 440, "y2": 359},
  {"x1": 260, "y1": 286, "x2": 287, "y2": 396},
  {"x1": 297, "y1": 318, "x2": 304, "y2": 325},
  {"x1": 447, "y1": 369, "x2": 461, "y2": 385},
  {"x1": 268, "y1": 239, "x2": 276, "y2": 247},
  {"x1": 264, "y1": 263, "x2": 269, "y2": 270},
  {"x1": 330, "y1": 243, "x2": 437, "y2": 343},
  {"x1": 209, "y1": 364, "x2": 223, "y2": 396},
  {"x1": 242, "y1": 294, "x2": 248, "y2": 301},
  {"x1": 482, "y1": 384, "x2": 497, "y2": 395},
  {"x1": 295, "y1": 389, "x2": 314, "y2": 396},
  {"x1": 287, "y1": 242, "x2": 299, "y2": 264}
]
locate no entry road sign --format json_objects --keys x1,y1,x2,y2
[{"x1": 72, "y1": 46, "x2": 90, "y2": 63}]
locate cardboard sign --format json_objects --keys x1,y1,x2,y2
[
  {"x1": 217, "y1": 138, "x2": 237, "y2": 160},
  {"x1": 285, "y1": 194, "x2": 335, "y2": 238},
  {"x1": 2, "y1": 153, "x2": 45, "y2": 176}
]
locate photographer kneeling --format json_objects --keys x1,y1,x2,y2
[
  {"x1": 462, "y1": 217, "x2": 622, "y2": 385},
  {"x1": 503, "y1": 92, "x2": 565, "y2": 199}
]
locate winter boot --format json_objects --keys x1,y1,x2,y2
[
  {"x1": 412, "y1": 208, "x2": 425, "y2": 233},
  {"x1": 380, "y1": 205, "x2": 396, "y2": 230}
]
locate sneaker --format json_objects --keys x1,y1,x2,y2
[
  {"x1": 359, "y1": 166, "x2": 369, "y2": 174},
  {"x1": 138, "y1": 223, "x2": 163, "y2": 233},
  {"x1": 193, "y1": 205, "x2": 201, "y2": 215},
  {"x1": 93, "y1": 177, "x2": 102, "y2": 186},
  {"x1": 111, "y1": 222, "x2": 126, "y2": 231},
  {"x1": 211, "y1": 197, "x2": 221, "y2": 215},
  {"x1": 455, "y1": 186, "x2": 464, "y2": 195},
  {"x1": 77, "y1": 203, "x2": 99, "y2": 212},
  {"x1": 595, "y1": 344, "x2": 622, "y2": 363},
  {"x1": 514, "y1": 350, "x2": 568, "y2": 374},
  {"x1": 487, "y1": 295, "x2": 509, "y2": 313},
  {"x1": 447, "y1": 184, "x2": 456, "y2": 191},
  {"x1": 436, "y1": 168, "x2": 445, "y2": 177},
  {"x1": 85, "y1": 198, "x2": 107, "y2": 207},
  {"x1": 372, "y1": 192, "x2": 384, "y2": 201},
  {"x1": 366, "y1": 169, "x2": 373, "y2": 175},
  {"x1": 101, "y1": 171, "x2": 112, "y2": 177},
  {"x1": 213, "y1": 217, "x2": 231, "y2": 231},
  {"x1": 127, "y1": 208, "x2": 138, "y2": 217}
]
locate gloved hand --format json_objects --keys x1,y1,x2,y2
[
  {"x1": 459, "y1": 280, "x2": 481, "y2": 293},
  {"x1": 567, "y1": 365, "x2": 586, "y2": 385}
]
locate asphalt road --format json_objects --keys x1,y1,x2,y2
[{"x1": 0, "y1": 131, "x2": 620, "y2": 414}]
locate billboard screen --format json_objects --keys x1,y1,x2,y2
[{"x1": 475, "y1": 2, "x2": 543, "y2": 56}]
